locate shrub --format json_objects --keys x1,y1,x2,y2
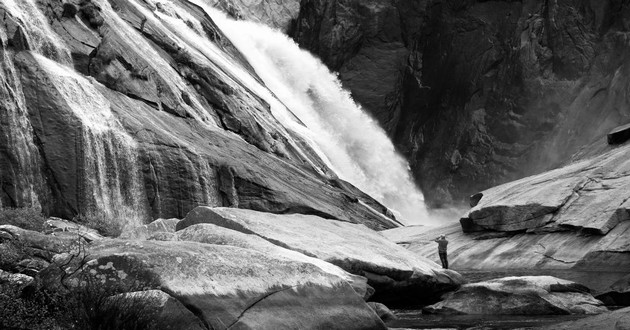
[{"x1": 0, "y1": 207, "x2": 46, "y2": 231}]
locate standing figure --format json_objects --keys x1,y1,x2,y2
[{"x1": 434, "y1": 234, "x2": 449, "y2": 269}]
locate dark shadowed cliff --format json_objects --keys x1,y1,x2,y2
[{"x1": 291, "y1": 0, "x2": 630, "y2": 207}]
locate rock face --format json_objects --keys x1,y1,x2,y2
[
  {"x1": 177, "y1": 206, "x2": 464, "y2": 304},
  {"x1": 292, "y1": 0, "x2": 630, "y2": 206},
  {"x1": 82, "y1": 239, "x2": 387, "y2": 330},
  {"x1": 424, "y1": 276, "x2": 607, "y2": 315},
  {"x1": 0, "y1": 0, "x2": 399, "y2": 231}
]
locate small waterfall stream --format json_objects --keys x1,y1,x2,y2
[{"x1": 33, "y1": 54, "x2": 147, "y2": 229}]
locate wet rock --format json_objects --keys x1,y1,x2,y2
[
  {"x1": 424, "y1": 276, "x2": 607, "y2": 315},
  {"x1": 177, "y1": 206, "x2": 464, "y2": 304},
  {"x1": 83, "y1": 239, "x2": 387, "y2": 330}
]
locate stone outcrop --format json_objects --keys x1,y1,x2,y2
[
  {"x1": 292, "y1": 0, "x2": 630, "y2": 207},
  {"x1": 424, "y1": 276, "x2": 607, "y2": 315},
  {"x1": 460, "y1": 142, "x2": 630, "y2": 235},
  {"x1": 78, "y1": 239, "x2": 387, "y2": 330},
  {"x1": 0, "y1": 0, "x2": 399, "y2": 231},
  {"x1": 176, "y1": 206, "x2": 464, "y2": 304}
]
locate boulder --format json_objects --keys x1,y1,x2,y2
[
  {"x1": 0, "y1": 269, "x2": 34, "y2": 295},
  {"x1": 176, "y1": 223, "x2": 372, "y2": 300},
  {"x1": 44, "y1": 217, "x2": 104, "y2": 242},
  {"x1": 79, "y1": 239, "x2": 386, "y2": 330},
  {"x1": 177, "y1": 206, "x2": 464, "y2": 304},
  {"x1": 424, "y1": 276, "x2": 607, "y2": 315},
  {"x1": 461, "y1": 143, "x2": 630, "y2": 234}
]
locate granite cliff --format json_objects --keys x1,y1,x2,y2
[
  {"x1": 291, "y1": 0, "x2": 630, "y2": 207},
  {"x1": 0, "y1": 0, "x2": 417, "y2": 230}
]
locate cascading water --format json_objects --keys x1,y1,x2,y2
[
  {"x1": 203, "y1": 7, "x2": 431, "y2": 225},
  {"x1": 135, "y1": 0, "x2": 430, "y2": 224},
  {"x1": 1, "y1": 0, "x2": 146, "y2": 228},
  {"x1": 1, "y1": 0, "x2": 72, "y2": 65},
  {"x1": 33, "y1": 54, "x2": 147, "y2": 229},
  {"x1": 0, "y1": 30, "x2": 43, "y2": 209}
]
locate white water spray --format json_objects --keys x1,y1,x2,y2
[{"x1": 203, "y1": 8, "x2": 430, "y2": 225}]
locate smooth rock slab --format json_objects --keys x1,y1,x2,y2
[
  {"x1": 177, "y1": 206, "x2": 464, "y2": 304},
  {"x1": 85, "y1": 239, "x2": 386, "y2": 330},
  {"x1": 424, "y1": 276, "x2": 607, "y2": 315},
  {"x1": 177, "y1": 223, "x2": 372, "y2": 299},
  {"x1": 462, "y1": 144, "x2": 630, "y2": 234}
]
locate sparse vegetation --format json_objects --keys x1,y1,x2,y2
[
  {"x1": 0, "y1": 207, "x2": 46, "y2": 232},
  {"x1": 0, "y1": 242, "x2": 168, "y2": 330}
]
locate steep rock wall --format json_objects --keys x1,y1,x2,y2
[
  {"x1": 0, "y1": 0, "x2": 397, "y2": 230},
  {"x1": 292, "y1": 0, "x2": 630, "y2": 207}
]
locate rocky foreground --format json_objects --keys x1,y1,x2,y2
[{"x1": 0, "y1": 206, "x2": 463, "y2": 329}]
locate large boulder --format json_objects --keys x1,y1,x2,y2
[
  {"x1": 461, "y1": 143, "x2": 630, "y2": 234},
  {"x1": 177, "y1": 206, "x2": 464, "y2": 304},
  {"x1": 78, "y1": 239, "x2": 386, "y2": 330},
  {"x1": 424, "y1": 276, "x2": 607, "y2": 315},
  {"x1": 176, "y1": 223, "x2": 372, "y2": 299}
]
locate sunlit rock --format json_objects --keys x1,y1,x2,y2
[{"x1": 177, "y1": 206, "x2": 464, "y2": 304}]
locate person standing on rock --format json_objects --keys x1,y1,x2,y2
[{"x1": 434, "y1": 234, "x2": 449, "y2": 269}]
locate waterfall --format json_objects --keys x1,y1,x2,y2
[
  {"x1": 0, "y1": 34, "x2": 43, "y2": 209},
  {"x1": 196, "y1": 4, "x2": 430, "y2": 225},
  {"x1": 33, "y1": 54, "x2": 147, "y2": 230},
  {"x1": 1, "y1": 0, "x2": 72, "y2": 65}
]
